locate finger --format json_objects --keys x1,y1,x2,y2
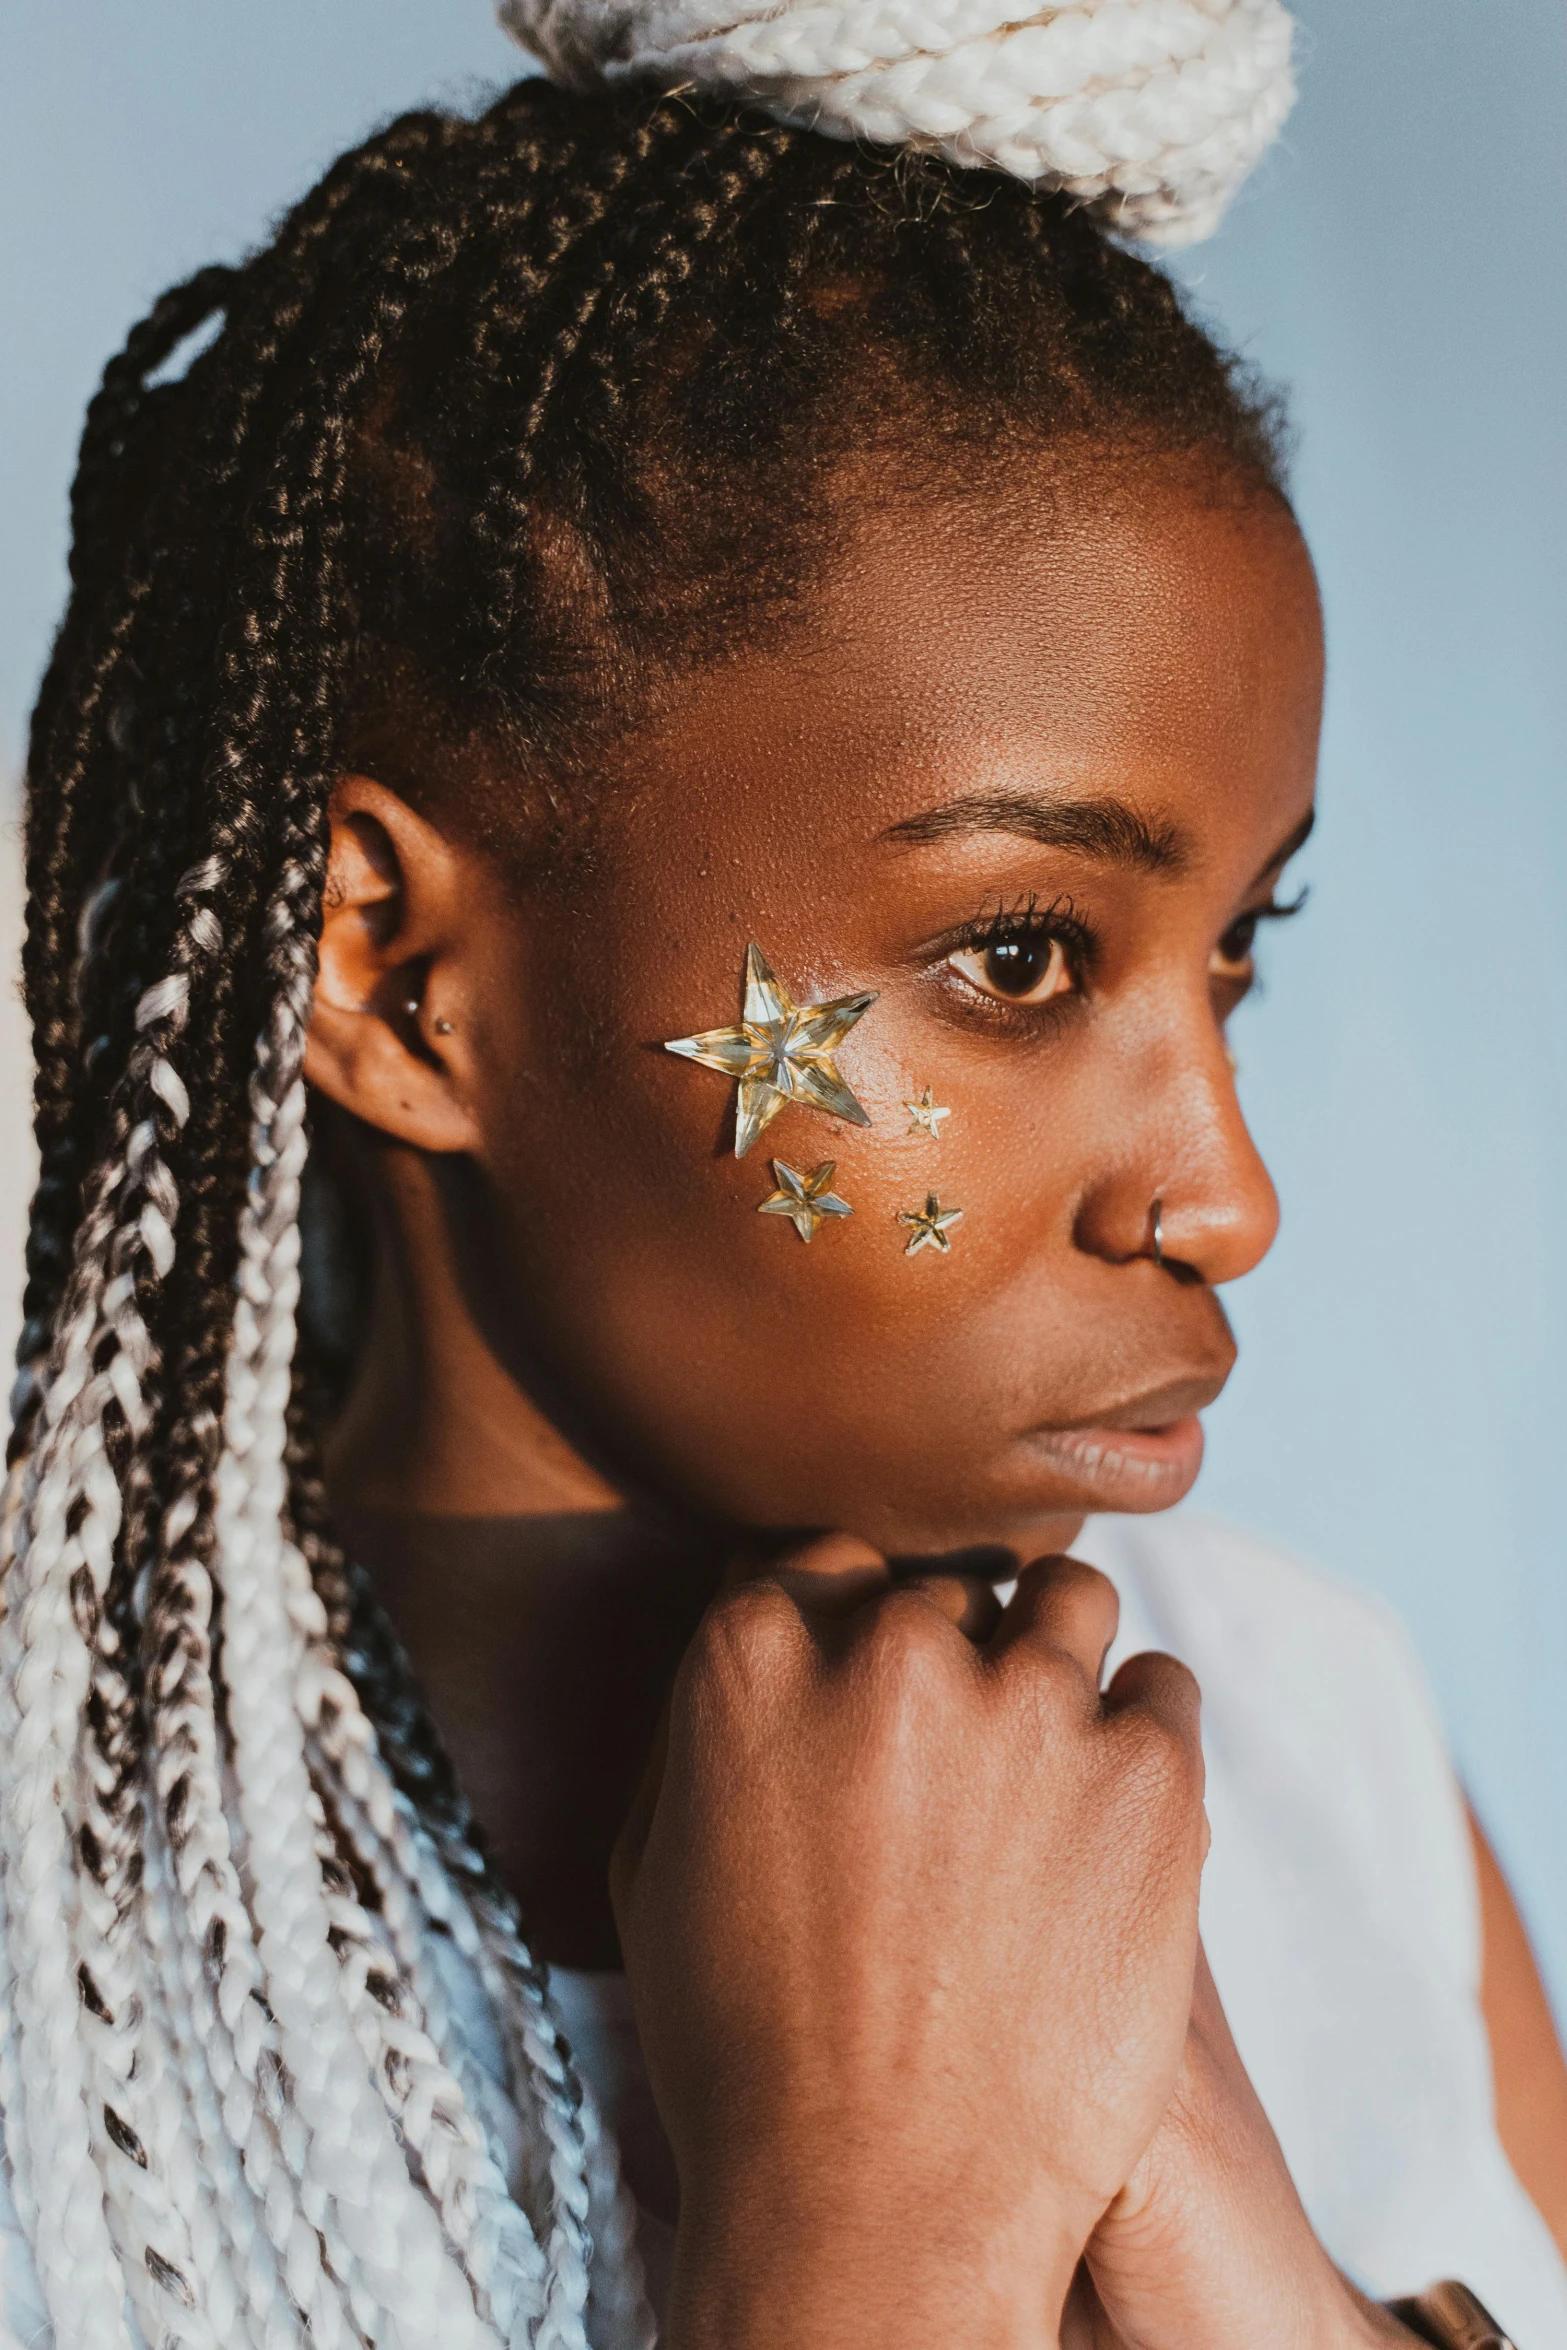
[
  {"x1": 1103, "y1": 1647, "x2": 1203, "y2": 1761},
  {"x1": 727, "y1": 1531, "x2": 892, "y2": 1622},
  {"x1": 988, "y1": 1554, "x2": 1121, "y2": 1689},
  {"x1": 898, "y1": 1572, "x2": 1005, "y2": 1642}
]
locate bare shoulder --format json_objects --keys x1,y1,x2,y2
[{"x1": 1469, "y1": 1809, "x2": 1567, "y2": 2263}]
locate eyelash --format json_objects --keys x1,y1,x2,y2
[
  {"x1": 931, "y1": 880, "x2": 1308, "y2": 1021},
  {"x1": 962, "y1": 892, "x2": 1093, "y2": 964},
  {"x1": 1214, "y1": 885, "x2": 1310, "y2": 969}
]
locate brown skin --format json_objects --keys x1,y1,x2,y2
[{"x1": 307, "y1": 452, "x2": 1567, "y2": 2343}]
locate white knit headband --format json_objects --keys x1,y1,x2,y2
[{"x1": 497, "y1": 0, "x2": 1298, "y2": 245}]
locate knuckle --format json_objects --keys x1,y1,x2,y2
[
  {"x1": 691, "y1": 1582, "x2": 800, "y2": 1697},
  {"x1": 1053, "y1": 1557, "x2": 1117, "y2": 1610},
  {"x1": 852, "y1": 1590, "x2": 962, "y2": 1732},
  {"x1": 865, "y1": 1586, "x2": 957, "y2": 1671},
  {"x1": 1011, "y1": 1638, "x2": 1090, "y2": 1719},
  {"x1": 1111, "y1": 1704, "x2": 1203, "y2": 1813}
]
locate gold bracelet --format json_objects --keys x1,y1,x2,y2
[{"x1": 1388, "y1": 2281, "x2": 1518, "y2": 2350}]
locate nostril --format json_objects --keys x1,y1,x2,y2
[
  {"x1": 1161, "y1": 1253, "x2": 1207, "y2": 1287},
  {"x1": 1148, "y1": 1199, "x2": 1206, "y2": 1285}
]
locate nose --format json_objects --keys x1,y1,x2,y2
[{"x1": 1073, "y1": 1000, "x2": 1280, "y2": 1288}]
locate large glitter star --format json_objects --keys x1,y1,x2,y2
[
  {"x1": 899, "y1": 1194, "x2": 963, "y2": 1257},
  {"x1": 758, "y1": 1159, "x2": 853, "y2": 1244},
  {"x1": 664, "y1": 944, "x2": 877, "y2": 1158}
]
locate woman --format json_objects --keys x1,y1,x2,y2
[{"x1": 4, "y1": 4, "x2": 1565, "y2": 2345}]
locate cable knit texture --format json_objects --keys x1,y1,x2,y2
[{"x1": 498, "y1": 0, "x2": 1296, "y2": 243}]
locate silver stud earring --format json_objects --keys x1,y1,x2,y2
[{"x1": 433, "y1": 1017, "x2": 454, "y2": 1036}]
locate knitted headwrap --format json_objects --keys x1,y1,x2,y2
[{"x1": 498, "y1": 0, "x2": 1298, "y2": 244}]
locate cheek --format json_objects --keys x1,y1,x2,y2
[{"x1": 473, "y1": 976, "x2": 1105, "y2": 1533}]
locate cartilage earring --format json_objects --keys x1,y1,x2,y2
[
  {"x1": 433, "y1": 1017, "x2": 454, "y2": 1036},
  {"x1": 904, "y1": 1087, "x2": 950, "y2": 1139},
  {"x1": 664, "y1": 943, "x2": 877, "y2": 1158},
  {"x1": 1151, "y1": 1199, "x2": 1165, "y2": 1267},
  {"x1": 758, "y1": 1159, "x2": 853, "y2": 1243},
  {"x1": 899, "y1": 1194, "x2": 962, "y2": 1257}
]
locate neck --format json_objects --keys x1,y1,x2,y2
[
  {"x1": 319, "y1": 1134, "x2": 1083, "y2": 1966},
  {"x1": 325, "y1": 1137, "x2": 722, "y2": 1967}
]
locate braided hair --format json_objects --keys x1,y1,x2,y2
[{"x1": 6, "y1": 73, "x2": 1288, "y2": 2350}]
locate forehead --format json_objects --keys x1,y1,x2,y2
[{"x1": 600, "y1": 454, "x2": 1322, "y2": 888}]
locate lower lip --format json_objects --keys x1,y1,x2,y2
[{"x1": 1023, "y1": 1414, "x2": 1206, "y2": 1513}]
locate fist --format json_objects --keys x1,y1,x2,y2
[{"x1": 611, "y1": 1540, "x2": 1208, "y2": 2350}]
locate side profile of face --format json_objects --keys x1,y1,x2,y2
[{"x1": 307, "y1": 448, "x2": 1323, "y2": 1562}]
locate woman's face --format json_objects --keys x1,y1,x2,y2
[{"x1": 334, "y1": 453, "x2": 1322, "y2": 1561}]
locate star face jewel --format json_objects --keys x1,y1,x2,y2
[
  {"x1": 664, "y1": 943, "x2": 878, "y2": 1158},
  {"x1": 899, "y1": 1193, "x2": 963, "y2": 1256},
  {"x1": 905, "y1": 1087, "x2": 951, "y2": 1139},
  {"x1": 758, "y1": 1159, "x2": 854, "y2": 1244}
]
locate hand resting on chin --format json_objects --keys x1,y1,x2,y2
[{"x1": 613, "y1": 1536, "x2": 1418, "y2": 2350}]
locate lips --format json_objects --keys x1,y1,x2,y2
[
  {"x1": 1023, "y1": 1413, "x2": 1207, "y2": 1513},
  {"x1": 1019, "y1": 1369, "x2": 1225, "y2": 1515}
]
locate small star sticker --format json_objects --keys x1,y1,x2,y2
[
  {"x1": 905, "y1": 1087, "x2": 951, "y2": 1139},
  {"x1": 664, "y1": 943, "x2": 877, "y2": 1158},
  {"x1": 758, "y1": 1159, "x2": 854, "y2": 1244},
  {"x1": 899, "y1": 1194, "x2": 963, "y2": 1256}
]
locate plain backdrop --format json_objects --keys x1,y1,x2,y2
[{"x1": 3, "y1": 3, "x2": 1564, "y2": 2009}]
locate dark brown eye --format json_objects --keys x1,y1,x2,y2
[
  {"x1": 1215, "y1": 914, "x2": 1260, "y2": 969},
  {"x1": 987, "y1": 938, "x2": 1050, "y2": 995},
  {"x1": 948, "y1": 931, "x2": 1074, "y2": 1008}
]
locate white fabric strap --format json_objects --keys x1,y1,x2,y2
[{"x1": 498, "y1": 0, "x2": 1297, "y2": 243}]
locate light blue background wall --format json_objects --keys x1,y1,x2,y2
[{"x1": 3, "y1": 5, "x2": 1564, "y2": 2006}]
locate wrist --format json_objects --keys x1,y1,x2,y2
[
  {"x1": 1317, "y1": 2273, "x2": 1429, "y2": 2350},
  {"x1": 667, "y1": 2149, "x2": 1081, "y2": 2350}
]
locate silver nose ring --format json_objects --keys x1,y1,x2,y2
[{"x1": 1151, "y1": 1198, "x2": 1165, "y2": 1268}]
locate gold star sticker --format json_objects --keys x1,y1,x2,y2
[
  {"x1": 899, "y1": 1193, "x2": 963, "y2": 1257},
  {"x1": 758, "y1": 1159, "x2": 854, "y2": 1243},
  {"x1": 665, "y1": 943, "x2": 877, "y2": 1158},
  {"x1": 905, "y1": 1087, "x2": 951, "y2": 1139}
]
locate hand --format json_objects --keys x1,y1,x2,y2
[
  {"x1": 1067, "y1": 1947, "x2": 1416, "y2": 2350},
  {"x1": 610, "y1": 1539, "x2": 1207, "y2": 2350}
]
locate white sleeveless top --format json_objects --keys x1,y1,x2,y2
[
  {"x1": 551, "y1": 1513, "x2": 1567, "y2": 2349},
  {"x1": 0, "y1": 1511, "x2": 1563, "y2": 2345}
]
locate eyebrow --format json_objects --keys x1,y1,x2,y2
[{"x1": 881, "y1": 790, "x2": 1194, "y2": 875}]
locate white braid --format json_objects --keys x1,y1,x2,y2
[
  {"x1": 7, "y1": 812, "x2": 673, "y2": 2350},
  {"x1": 500, "y1": 0, "x2": 1295, "y2": 243},
  {"x1": 212, "y1": 1045, "x2": 498, "y2": 2349},
  {"x1": 1, "y1": 837, "x2": 663, "y2": 2344},
  {"x1": 0, "y1": 954, "x2": 211, "y2": 2349},
  {"x1": 302, "y1": 1716, "x2": 552, "y2": 2341}
]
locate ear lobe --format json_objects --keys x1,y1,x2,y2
[{"x1": 304, "y1": 776, "x2": 482, "y2": 1155}]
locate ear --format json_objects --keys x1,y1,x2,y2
[{"x1": 304, "y1": 775, "x2": 482, "y2": 1154}]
